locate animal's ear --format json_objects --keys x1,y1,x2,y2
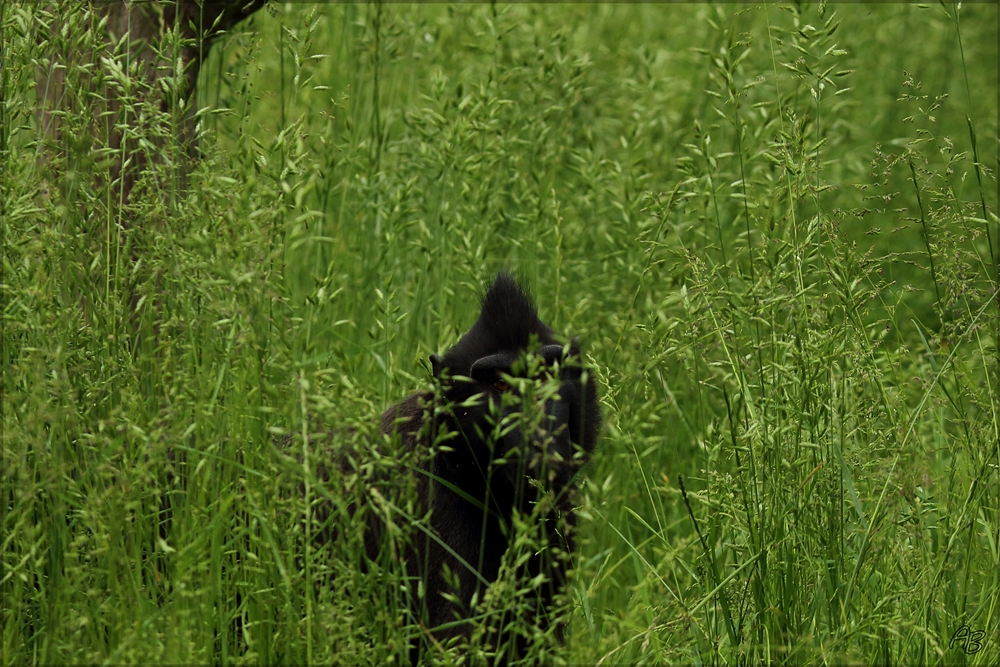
[
  {"x1": 569, "y1": 336, "x2": 582, "y2": 360},
  {"x1": 430, "y1": 354, "x2": 444, "y2": 377}
]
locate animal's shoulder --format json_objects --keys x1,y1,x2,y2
[{"x1": 379, "y1": 392, "x2": 431, "y2": 438}]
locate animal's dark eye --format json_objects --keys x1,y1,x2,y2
[{"x1": 491, "y1": 378, "x2": 511, "y2": 392}]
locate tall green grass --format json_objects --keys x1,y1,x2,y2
[{"x1": 3, "y1": 1, "x2": 997, "y2": 664}]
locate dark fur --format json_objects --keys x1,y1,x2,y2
[{"x1": 377, "y1": 272, "x2": 601, "y2": 664}]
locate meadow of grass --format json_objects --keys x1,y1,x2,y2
[{"x1": 3, "y1": 1, "x2": 998, "y2": 664}]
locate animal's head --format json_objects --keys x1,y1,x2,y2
[{"x1": 430, "y1": 273, "x2": 600, "y2": 494}]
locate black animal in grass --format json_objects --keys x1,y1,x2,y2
[{"x1": 372, "y1": 272, "x2": 601, "y2": 664}]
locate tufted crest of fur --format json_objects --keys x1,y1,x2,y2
[{"x1": 433, "y1": 272, "x2": 556, "y2": 378}]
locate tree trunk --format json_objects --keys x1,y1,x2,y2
[
  {"x1": 36, "y1": 0, "x2": 267, "y2": 213},
  {"x1": 31, "y1": 1, "x2": 268, "y2": 356},
  {"x1": 106, "y1": 0, "x2": 268, "y2": 207}
]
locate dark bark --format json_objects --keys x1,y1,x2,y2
[
  {"x1": 100, "y1": 0, "x2": 267, "y2": 206},
  {"x1": 36, "y1": 1, "x2": 267, "y2": 211},
  {"x1": 102, "y1": 1, "x2": 268, "y2": 102},
  {"x1": 32, "y1": 2, "x2": 268, "y2": 564}
]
